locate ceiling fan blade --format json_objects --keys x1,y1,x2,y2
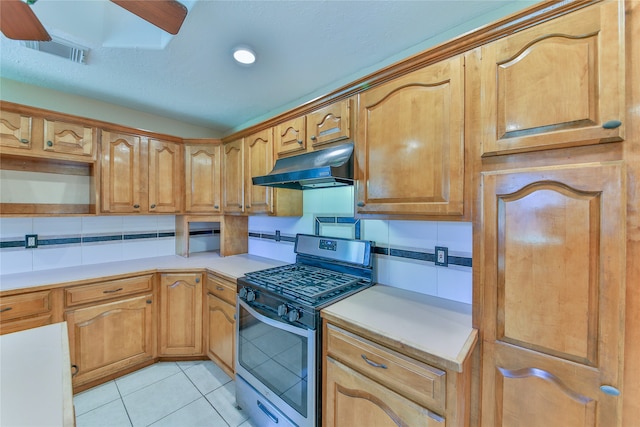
[
  {"x1": 110, "y1": 0, "x2": 187, "y2": 35},
  {"x1": 0, "y1": 0, "x2": 51, "y2": 41}
]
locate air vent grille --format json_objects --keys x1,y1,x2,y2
[{"x1": 24, "y1": 38, "x2": 87, "y2": 64}]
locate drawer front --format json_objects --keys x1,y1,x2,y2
[
  {"x1": 65, "y1": 274, "x2": 154, "y2": 307},
  {"x1": 325, "y1": 324, "x2": 446, "y2": 413},
  {"x1": 0, "y1": 291, "x2": 51, "y2": 321},
  {"x1": 206, "y1": 274, "x2": 236, "y2": 305},
  {"x1": 0, "y1": 314, "x2": 52, "y2": 335}
]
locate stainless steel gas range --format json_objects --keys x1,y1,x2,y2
[{"x1": 235, "y1": 234, "x2": 374, "y2": 427}]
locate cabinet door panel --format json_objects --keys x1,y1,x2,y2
[
  {"x1": 244, "y1": 129, "x2": 273, "y2": 215},
  {"x1": 43, "y1": 119, "x2": 95, "y2": 158},
  {"x1": 481, "y1": 162, "x2": 625, "y2": 426},
  {"x1": 185, "y1": 144, "x2": 221, "y2": 213},
  {"x1": 222, "y1": 139, "x2": 244, "y2": 214},
  {"x1": 66, "y1": 294, "x2": 154, "y2": 386},
  {"x1": 0, "y1": 110, "x2": 32, "y2": 150},
  {"x1": 100, "y1": 131, "x2": 142, "y2": 213},
  {"x1": 159, "y1": 273, "x2": 202, "y2": 355},
  {"x1": 480, "y1": 1, "x2": 624, "y2": 155},
  {"x1": 206, "y1": 294, "x2": 235, "y2": 376},
  {"x1": 275, "y1": 116, "x2": 306, "y2": 157},
  {"x1": 148, "y1": 139, "x2": 182, "y2": 213},
  {"x1": 357, "y1": 55, "x2": 464, "y2": 216},
  {"x1": 306, "y1": 99, "x2": 351, "y2": 149}
]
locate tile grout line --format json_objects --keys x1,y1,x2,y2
[{"x1": 178, "y1": 362, "x2": 235, "y2": 427}]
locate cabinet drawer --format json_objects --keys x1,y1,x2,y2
[
  {"x1": 65, "y1": 274, "x2": 154, "y2": 307},
  {"x1": 0, "y1": 291, "x2": 51, "y2": 321},
  {"x1": 0, "y1": 314, "x2": 52, "y2": 335},
  {"x1": 325, "y1": 324, "x2": 446, "y2": 413},
  {"x1": 207, "y1": 274, "x2": 236, "y2": 305}
]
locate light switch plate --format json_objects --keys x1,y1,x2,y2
[
  {"x1": 25, "y1": 234, "x2": 38, "y2": 249},
  {"x1": 435, "y1": 246, "x2": 448, "y2": 267}
]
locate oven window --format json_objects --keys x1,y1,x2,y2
[{"x1": 238, "y1": 304, "x2": 309, "y2": 417}]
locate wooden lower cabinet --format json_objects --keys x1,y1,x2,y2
[
  {"x1": 0, "y1": 290, "x2": 55, "y2": 335},
  {"x1": 325, "y1": 358, "x2": 444, "y2": 427},
  {"x1": 206, "y1": 293, "x2": 235, "y2": 376},
  {"x1": 65, "y1": 294, "x2": 155, "y2": 388},
  {"x1": 158, "y1": 273, "x2": 203, "y2": 356}
]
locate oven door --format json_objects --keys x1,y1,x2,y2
[{"x1": 236, "y1": 298, "x2": 316, "y2": 427}]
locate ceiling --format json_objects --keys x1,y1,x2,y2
[{"x1": 0, "y1": 0, "x2": 532, "y2": 137}]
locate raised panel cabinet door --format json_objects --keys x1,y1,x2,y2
[
  {"x1": 0, "y1": 109, "x2": 32, "y2": 150},
  {"x1": 43, "y1": 118, "x2": 96, "y2": 159},
  {"x1": 325, "y1": 357, "x2": 445, "y2": 427},
  {"x1": 222, "y1": 139, "x2": 244, "y2": 214},
  {"x1": 356, "y1": 55, "x2": 465, "y2": 216},
  {"x1": 185, "y1": 144, "x2": 221, "y2": 213},
  {"x1": 159, "y1": 273, "x2": 203, "y2": 356},
  {"x1": 100, "y1": 131, "x2": 143, "y2": 213},
  {"x1": 306, "y1": 99, "x2": 352, "y2": 149},
  {"x1": 206, "y1": 293, "x2": 235, "y2": 377},
  {"x1": 480, "y1": 1, "x2": 624, "y2": 156},
  {"x1": 275, "y1": 116, "x2": 306, "y2": 157},
  {"x1": 65, "y1": 294, "x2": 154, "y2": 387},
  {"x1": 244, "y1": 128, "x2": 273, "y2": 215},
  {"x1": 480, "y1": 162, "x2": 626, "y2": 427},
  {"x1": 148, "y1": 139, "x2": 183, "y2": 213}
]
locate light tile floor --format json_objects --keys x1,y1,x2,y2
[{"x1": 74, "y1": 361, "x2": 259, "y2": 427}]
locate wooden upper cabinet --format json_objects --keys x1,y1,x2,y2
[
  {"x1": 0, "y1": 110, "x2": 32, "y2": 150},
  {"x1": 306, "y1": 98, "x2": 352, "y2": 149},
  {"x1": 356, "y1": 55, "x2": 465, "y2": 217},
  {"x1": 222, "y1": 138, "x2": 244, "y2": 214},
  {"x1": 100, "y1": 130, "x2": 143, "y2": 213},
  {"x1": 244, "y1": 129, "x2": 273, "y2": 215},
  {"x1": 43, "y1": 118, "x2": 96, "y2": 159},
  {"x1": 148, "y1": 138, "x2": 183, "y2": 213},
  {"x1": 479, "y1": 1, "x2": 624, "y2": 156},
  {"x1": 185, "y1": 143, "x2": 221, "y2": 213},
  {"x1": 480, "y1": 162, "x2": 626, "y2": 427},
  {"x1": 274, "y1": 116, "x2": 306, "y2": 157}
]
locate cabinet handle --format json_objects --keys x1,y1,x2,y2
[
  {"x1": 71, "y1": 364, "x2": 79, "y2": 376},
  {"x1": 600, "y1": 385, "x2": 620, "y2": 396},
  {"x1": 310, "y1": 135, "x2": 317, "y2": 141},
  {"x1": 20, "y1": 139, "x2": 29, "y2": 144},
  {"x1": 133, "y1": 204, "x2": 140, "y2": 209},
  {"x1": 46, "y1": 140, "x2": 53, "y2": 147},
  {"x1": 246, "y1": 205, "x2": 251, "y2": 209},
  {"x1": 361, "y1": 354, "x2": 387, "y2": 369},
  {"x1": 214, "y1": 205, "x2": 219, "y2": 209},
  {"x1": 170, "y1": 281, "x2": 181, "y2": 288},
  {"x1": 150, "y1": 204, "x2": 156, "y2": 209},
  {"x1": 238, "y1": 204, "x2": 243, "y2": 208},
  {"x1": 0, "y1": 307, "x2": 12, "y2": 313},
  {"x1": 216, "y1": 286, "x2": 224, "y2": 291},
  {"x1": 602, "y1": 120, "x2": 622, "y2": 129},
  {"x1": 357, "y1": 201, "x2": 365, "y2": 207},
  {"x1": 257, "y1": 400, "x2": 279, "y2": 424},
  {"x1": 103, "y1": 287, "x2": 123, "y2": 294}
]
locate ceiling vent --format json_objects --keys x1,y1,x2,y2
[{"x1": 23, "y1": 38, "x2": 88, "y2": 64}]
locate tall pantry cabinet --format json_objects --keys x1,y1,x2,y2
[{"x1": 473, "y1": 2, "x2": 627, "y2": 426}]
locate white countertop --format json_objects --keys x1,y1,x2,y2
[
  {"x1": 0, "y1": 252, "x2": 287, "y2": 293},
  {"x1": 321, "y1": 285, "x2": 477, "y2": 372},
  {"x1": 0, "y1": 322, "x2": 74, "y2": 426}
]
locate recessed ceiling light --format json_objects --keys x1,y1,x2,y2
[{"x1": 233, "y1": 46, "x2": 256, "y2": 65}]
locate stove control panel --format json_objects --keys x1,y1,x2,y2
[
  {"x1": 277, "y1": 303, "x2": 302, "y2": 323},
  {"x1": 239, "y1": 287, "x2": 257, "y2": 302}
]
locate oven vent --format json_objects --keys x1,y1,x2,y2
[{"x1": 23, "y1": 38, "x2": 88, "y2": 64}]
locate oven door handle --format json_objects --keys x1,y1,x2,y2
[{"x1": 238, "y1": 299, "x2": 312, "y2": 337}]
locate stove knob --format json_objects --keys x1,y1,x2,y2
[
  {"x1": 287, "y1": 309, "x2": 300, "y2": 323},
  {"x1": 277, "y1": 304, "x2": 288, "y2": 317},
  {"x1": 239, "y1": 287, "x2": 248, "y2": 299},
  {"x1": 246, "y1": 290, "x2": 256, "y2": 302}
]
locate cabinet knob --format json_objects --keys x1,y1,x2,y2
[
  {"x1": 297, "y1": 139, "x2": 303, "y2": 144},
  {"x1": 602, "y1": 120, "x2": 622, "y2": 129},
  {"x1": 310, "y1": 135, "x2": 317, "y2": 141},
  {"x1": 600, "y1": 385, "x2": 620, "y2": 396},
  {"x1": 20, "y1": 139, "x2": 29, "y2": 144},
  {"x1": 133, "y1": 204, "x2": 140, "y2": 209},
  {"x1": 195, "y1": 277, "x2": 200, "y2": 283},
  {"x1": 239, "y1": 204, "x2": 243, "y2": 208},
  {"x1": 214, "y1": 205, "x2": 219, "y2": 209},
  {"x1": 357, "y1": 201, "x2": 365, "y2": 207},
  {"x1": 146, "y1": 299, "x2": 152, "y2": 304},
  {"x1": 71, "y1": 364, "x2": 79, "y2": 376},
  {"x1": 246, "y1": 205, "x2": 251, "y2": 209},
  {"x1": 46, "y1": 140, "x2": 53, "y2": 147},
  {"x1": 150, "y1": 204, "x2": 156, "y2": 209}
]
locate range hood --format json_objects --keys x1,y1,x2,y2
[{"x1": 252, "y1": 142, "x2": 354, "y2": 190}]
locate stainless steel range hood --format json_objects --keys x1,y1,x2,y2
[{"x1": 252, "y1": 142, "x2": 354, "y2": 190}]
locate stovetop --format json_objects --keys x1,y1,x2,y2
[{"x1": 243, "y1": 264, "x2": 365, "y2": 304}]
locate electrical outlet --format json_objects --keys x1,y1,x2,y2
[
  {"x1": 435, "y1": 246, "x2": 448, "y2": 267},
  {"x1": 25, "y1": 234, "x2": 38, "y2": 249}
]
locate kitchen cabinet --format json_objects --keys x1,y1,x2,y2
[
  {"x1": 158, "y1": 273, "x2": 203, "y2": 356},
  {"x1": 184, "y1": 143, "x2": 222, "y2": 213},
  {"x1": 0, "y1": 104, "x2": 97, "y2": 161},
  {"x1": 101, "y1": 131, "x2": 183, "y2": 213},
  {"x1": 223, "y1": 135, "x2": 301, "y2": 216},
  {"x1": 274, "y1": 116, "x2": 306, "y2": 158},
  {"x1": 478, "y1": 1, "x2": 624, "y2": 156},
  {"x1": 205, "y1": 273, "x2": 236, "y2": 377},
  {"x1": 324, "y1": 324, "x2": 445, "y2": 426},
  {"x1": 355, "y1": 55, "x2": 465, "y2": 217},
  {"x1": 479, "y1": 162, "x2": 625, "y2": 427},
  {"x1": 0, "y1": 289, "x2": 61, "y2": 335}
]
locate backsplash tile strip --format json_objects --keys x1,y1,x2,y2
[
  {"x1": 0, "y1": 240, "x2": 25, "y2": 249},
  {"x1": 82, "y1": 235, "x2": 123, "y2": 243},
  {"x1": 158, "y1": 232, "x2": 176, "y2": 238},
  {"x1": 124, "y1": 233, "x2": 158, "y2": 240},
  {"x1": 389, "y1": 248, "x2": 435, "y2": 263},
  {"x1": 38, "y1": 237, "x2": 82, "y2": 246},
  {"x1": 373, "y1": 246, "x2": 389, "y2": 255}
]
